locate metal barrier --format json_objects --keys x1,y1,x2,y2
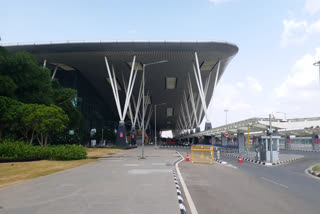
[{"x1": 191, "y1": 145, "x2": 214, "y2": 164}]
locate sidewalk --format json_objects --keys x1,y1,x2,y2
[
  {"x1": 222, "y1": 151, "x2": 304, "y2": 166},
  {"x1": 0, "y1": 146, "x2": 181, "y2": 214}
]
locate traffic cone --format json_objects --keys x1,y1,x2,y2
[
  {"x1": 238, "y1": 154, "x2": 242, "y2": 163},
  {"x1": 186, "y1": 153, "x2": 190, "y2": 162}
]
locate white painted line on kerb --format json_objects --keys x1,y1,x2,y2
[
  {"x1": 260, "y1": 177, "x2": 289, "y2": 189},
  {"x1": 175, "y1": 151, "x2": 199, "y2": 214}
]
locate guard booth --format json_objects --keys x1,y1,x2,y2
[
  {"x1": 260, "y1": 136, "x2": 280, "y2": 163},
  {"x1": 191, "y1": 145, "x2": 214, "y2": 164}
]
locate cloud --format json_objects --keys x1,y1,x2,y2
[
  {"x1": 305, "y1": 0, "x2": 320, "y2": 15},
  {"x1": 128, "y1": 29, "x2": 137, "y2": 35},
  {"x1": 209, "y1": 0, "x2": 231, "y2": 4},
  {"x1": 247, "y1": 76, "x2": 262, "y2": 92},
  {"x1": 275, "y1": 48, "x2": 320, "y2": 98},
  {"x1": 281, "y1": 19, "x2": 308, "y2": 47},
  {"x1": 281, "y1": 18, "x2": 320, "y2": 47}
]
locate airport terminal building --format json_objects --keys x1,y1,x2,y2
[{"x1": 6, "y1": 41, "x2": 238, "y2": 145}]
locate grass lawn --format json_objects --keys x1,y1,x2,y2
[
  {"x1": 312, "y1": 164, "x2": 320, "y2": 173},
  {"x1": 0, "y1": 147, "x2": 123, "y2": 188}
]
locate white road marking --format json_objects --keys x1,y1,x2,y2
[
  {"x1": 152, "y1": 163, "x2": 166, "y2": 166},
  {"x1": 226, "y1": 164, "x2": 237, "y2": 169},
  {"x1": 260, "y1": 177, "x2": 289, "y2": 189},
  {"x1": 176, "y1": 151, "x2": 199, "y2": 214}
]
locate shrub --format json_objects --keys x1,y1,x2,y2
[
  {"x1": 0, "y1": 140, "x2": 39, "y2": 159},
  {"x1": 0, "y1": 140, "x2": 86, "y2": 161},
  {"x1": 47, "y1": 144, "x2": 87, "y2": 160}
]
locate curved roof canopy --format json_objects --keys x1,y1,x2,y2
[{"x1": 6, "y1": 41, "x2": 239, "y2": 132}]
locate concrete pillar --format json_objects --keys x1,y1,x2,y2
[
  {"x1": 227, "y1": 138, "x2": 232, "y2": 146},
  {"x1": 285, "y1": 136, "x2": 291, "y2": 150},
  {"x1": 211, "y1": 136, "x2": 215, "y2": 145},
  {"x1": 205, "y1": 122, "x2": 212, "y2": 130},
  {"x1": 312, "y1": 134, "x2": 319, "y2": 150},
  {"x1": 130, "y1": 127, "x2": 136, "y2": 145},
  {"x1": 221, "y1": 134, "x2": 227, "y2": 146},
  {"x1": 194, "y1": 127, "x2": 200, "y2": 144},
  {"x1": 216, "y1": 137, "x2": 220, "y2": 146},
  {"x1": 237, "y1": 133, "x2": 245, "y2": 154},
  {"x1": 233, "y1": 137, "x2": 238, "y2": 147},
  {"x1": 115, "y1": 121, "x2": 127, "y2": 146},
  {"x1": 203, "y1": 123, "x2": 212, "y2": 144}
]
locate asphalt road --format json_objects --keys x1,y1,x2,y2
[
  {"x1": 164, "y1": 147, "x2": 320, "y2": 214},
  {"x1": 0, "y1": 147, "x2": 181, "y2": 214}
]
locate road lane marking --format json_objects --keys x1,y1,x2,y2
[
  {"x1": 260, "y1": 177, "x2": 289, "y2": 189},
  {"x1": 176, "y1": 151, "x2": 199, "y2": 214}
]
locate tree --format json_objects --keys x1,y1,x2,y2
[
  {"x1": 0, "y1": 96, "x2": 21, "y2": 139},
  {"x1": 20, "y1": 104, "x2": 69, "y2": 146},
  {"x1": 53, "y1": 87, "x2": 81, "y2": 128},
  {"x1": 0, "y1": 75, "x2": 17, "y2": 97},
  {"x1": 0, "y1": 50, "x2": 53, "y2": 105}
]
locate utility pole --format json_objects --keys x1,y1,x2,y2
[
  {"x1": 141, "y1": 60, "x2": 168, "y2": 159},
  {"x1": 101, "y1": 128, "x2": 104, "y2": 146},
  {"x1": 313, "y1": 61, "x2": 320, "y2": 84},
  {"x1": 224, "y1": 109, "x2": 229, "y2": 125},
  {"x1": 269, "y1": 114, "x2": 273, "y2": 163}
]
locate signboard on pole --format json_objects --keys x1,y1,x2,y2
[{"x1": 224, "y1": 132, "x2": 230, "y2": 138}]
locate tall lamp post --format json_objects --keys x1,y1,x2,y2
[
  {"x1": 224, "y1": 109, "x2": 229, "y2": 125},
  {"x1": 154, "y1": 103, "x2": 166, "y2": 148},
  {"x1": 141, "y1": 60, "x2": 168, "y2": 159},
  {"x1": 313, "y1": 61, "x2": 320, "y2": 84}
]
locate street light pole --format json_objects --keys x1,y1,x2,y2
[
  {"x1": 141, "y1": 60, "x2": 168, "y2": 159},
  {"x1": 154, "y1": 103, "x2": 166, "y2": 148},
  {"x1": 141, "y1": 65, "x2": 145, "y2": 158},
  {"x1": 313, "y1": 61, "x2": 320, "y2": 84},
  {"x1": 224, "y1": 109, "x2": 229, "y2": 125},
  {"x1": 269, "y1": 114, "x2": 273, "y2": 163}
]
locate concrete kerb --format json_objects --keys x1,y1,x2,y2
[
  {"x1": 214, "y1": 159, "x2": 228, "y2": 165},
  {"x1": 170, "y1": 154, "x2": 187, "y2": 214},
  {"x1": 222, "y1": 153, "x2": 304, "y2": 166},
  {"x1": 161, "y1": 145, "x2": 191, "y2": 149},
  {"x1": 172, "y1": 171, "x2": 187, "y2": 214},
  {"x1": 281, "y1": 149, "x2": 320, "y2": 153},
  {"x1": 306, "y1": 164, "x2": 320, "y2": 180}
]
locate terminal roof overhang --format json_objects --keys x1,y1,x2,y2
[
  {"x1": 183, "y1": 117, "x2": 320, "y2": 138},
  {"x1": 5, "y1": 41, "x2": 239, "y2": 130}
]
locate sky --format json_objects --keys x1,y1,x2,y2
[{"x1": 1, "y1": 0, "x2": 320, "y2": 135}]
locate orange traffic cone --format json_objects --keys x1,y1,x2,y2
[
  {"x1": 238, "y1": 154, "x2": 242, "y2": 163},
  {"x1": 186, "y1": 153, "x2": 190, "y2": 162}
]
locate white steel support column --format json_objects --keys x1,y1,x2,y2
[
  {"x1": 51, "y1": 65, "x2": 59, "y2": 80},
  {"x1": 188, "y1": 73, "x2": 199, "y2": 127},
  {"x1": 145, "y1": 105, "x2": 153, "y2": 131},
  {"x1": 121, "y1": 56, "x2": 137, "y2": 121},
  {"x1": 122, "y1": 74, "x2": 134, "y2": 125},
  {"x1": 193, "y1": 52, "x2": 209, "y2": 122},
  {"x1": 104, "y1": 57, "x2": 122, "y2": 119},
  {"x1": 198, "y1": 69, "x2": 212, "y2": 121},
  {"x1": 183, "y1": 91, "x2": 192, "y2": 128},
  {"x1": 133, "y1": 81, "x2": 143, "y2": 129},
  {"x1": 180, "y1": 103, "x2": 188, "y2": 130},
  {"x1": 199, "y1": 60, "x2": 220, "y2": 122},
  {"x1": 105, "y1": 56, "x2": 138, "y2": 122},
  {"x1": 43, "y1": 59, "x2": 47, "y2": 68}
]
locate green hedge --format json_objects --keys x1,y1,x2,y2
[{"x1": 0, "y1": 140, "x2": 86, "y2": 161}]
